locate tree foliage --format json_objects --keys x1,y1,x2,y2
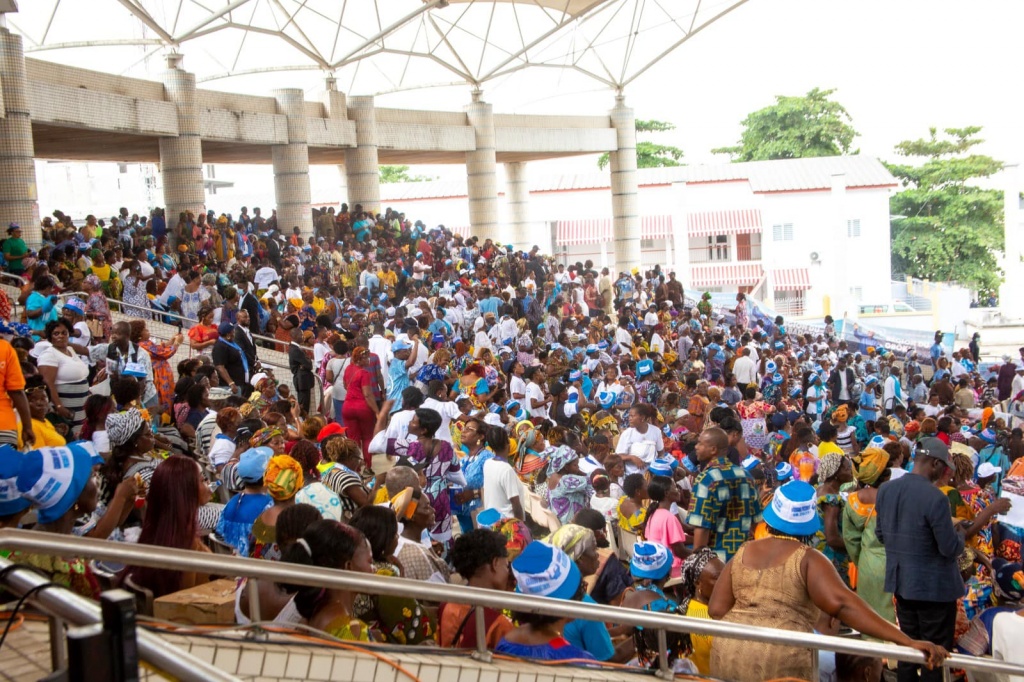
[
  {"x1": 597, "y1": 119, "x2": 684, "y2": 170},
  {"x1": 379, "y1": 165, "x2": 433, "y2": 183},
  {"x1": 887, "y1": 126, "x2": 1004, "y2": 292},
  {"x1": 712, "y1": 88, "x2": 858, "y2": 161}
]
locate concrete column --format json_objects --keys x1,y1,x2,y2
[
  {"x1": 610, "y1": 95, "x2": 640, "y2": 276},
  {"x1": 1001, "y1": 164, "x2": 1024, "y2": 319},
  {"x1": 465, "y1": 96, "x2": 499, "y2": 242},
  {"x1": 345, "y1": 96, "x2": 380, "y2": 215},
  {"x1": 505, "y1": 161, "x2": 530, "y2": 250},
  {"x1": 0, "y1": 27, "x2": 41, "y2": 247},
  {"x1": 272, "y1": 88, "x2": 313, "y2": 240},
  {"x1": 829, "y1": 173, "x2": 850, "y2": 317},
  {"x1": 159, "y1": 54, "x2": 205, "y2": 235},
  {"x1": 323, "y1": 78, "x2": 349, "y2": 204}
]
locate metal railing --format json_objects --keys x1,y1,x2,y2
[
  {"x1": 0, "y1": 554, "x2": 239, "y2": 682},
  {"x1": 2, "y1": 529, "x2": 1022, "y2": 680}
]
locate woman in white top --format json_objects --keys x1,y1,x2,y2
[
  {"x1": 325, "y1": 340, "x2": 351, "y2": 424},
  {"x1": 615, "y1": 403, "x2": 664, "y2": 475},
  {"x1": 37, "y1": 319, "x2": 91, "y2": 436}
]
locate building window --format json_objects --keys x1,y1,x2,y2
[
  {"x1": 775, "y1": 290, "x2": 805, "y2": 316},
  {"x1": 849, "y1": 286, "x2": 863, "y2": 301},
  {"x1": 847, "y1": 219, "x2": 861, "y2": 238},
  {"x1": 772, "y1": 223, "x2": 794, "y2": 241},
  {"x1": 640, "y1": 239, "x2": 655, "y2": 249},
  {"x1": 688, "y1": 234, "x2": 730, "y2": 263}
]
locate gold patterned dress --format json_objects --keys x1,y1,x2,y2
[{"x1": 710, "y1": 543, "x2": 820, "y2": 681}]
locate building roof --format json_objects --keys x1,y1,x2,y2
[{"x1": 378, "y1": 155, "x2": 898, "y2": 202}]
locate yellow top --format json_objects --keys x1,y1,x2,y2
[
  {"x1": 685, "y1": 599, "x2": 713, "y2": 674},
  {"x1": 18, "y1": 418, "x2": 68, "y2": 449}
]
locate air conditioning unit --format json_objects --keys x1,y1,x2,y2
[{"x1": 809, "y1": 251, "x2": 820, "y2": 263}]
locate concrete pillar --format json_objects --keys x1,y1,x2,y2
[
  {"x1": 345, "y1": 96, "x2": 380, "y2": 215},
  {"x1": 159, "y1": 54, "x2": 205, "y2": 235},
  {"x1": 0, "y1": 27, "x2": 41, "y2": 247},
  {"x1": 610, "y1": 95, "x2": 640, "y2": 276},
  {"x1": 272, "y1": 88, "x2": 313, "y2": 240},
  {"x1": 505, "y1": 161, "x2": 530, "y2": 250},
  {"x1": 465, "y1": 96, "x2": 499, "y2": 243},
  {"x1": 323, "y1": 78, "x2": 349, "y2": 204},
  {"x1": 1001, "y1": 164, "x2": 1024, "y2": 319},
  {"x1": 829, "y1": 173, "x2": 850, "y2": 318}
]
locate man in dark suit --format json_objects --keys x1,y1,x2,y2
[
  {"x1": 288, "y1": 326, "x2": 315, "y2": 415},
  {"x1": 828, "y1": 355, "x2": 856, "y2": 406},
  {"x1": 233, "y1": 309, "x2": 260, "y2": 374},
  {"x1": 237, "y1": 283, "x2": 262, "y2": 337}
]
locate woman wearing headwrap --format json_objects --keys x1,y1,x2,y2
[
  {"x1": 675, "y1": 547, "x2": 725, "y2": 674},
  {"x1": 513, "y1": 421, "x2": 547, "y2": 487},
  {"x1": 247, "y1": 454, "x2": 303, "y2": 561},
  {"x1": 545, "y1": 446, "x2": 593, "y2": 525},
  {"x1": 814, "y1": 452, "x2": 853, "y2": 586},
  {"x1": 82, "y1": 274, "x2": 112, "y2": 342},
  {"x1": 956, "y1": 558, "x2": 1024, "y2": 658},
  {"x1": 843, "y1": 447, "x2": 896, "y2": 624},
  {"x1": 250, "y1": 425, "x2": 286, "y2": 454}
]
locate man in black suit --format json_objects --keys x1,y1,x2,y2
[
  {"x1": 828, "y1": 355, "x2": 856, "y2": 406},
  {"x1": 237, "y1": 284, "x2": 262, "y2": 337},
  {"x1": 288, "y1": 326, "x2": 315, "y2": 415},
  {"x1": 234, "y1": 309, "x2": 260, "y2": 374}
]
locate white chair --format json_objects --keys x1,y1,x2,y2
[{"x1": 619, "y1": 529, "x2": 638, "y2": 560}]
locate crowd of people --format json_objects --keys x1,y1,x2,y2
[{"x1": 0, "y1": 203, "x2": 1023, "y2": 682}]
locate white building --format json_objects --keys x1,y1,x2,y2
[{"x1": 371, "y1": 155, "x2": 897, "y2": 320}]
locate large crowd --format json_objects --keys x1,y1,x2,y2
[{"x1": 0, "y1": 204, "x2": 1022, "y2": 681}]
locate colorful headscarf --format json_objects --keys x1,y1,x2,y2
[
  {"x1": 264, "y1": 455, "x2": 303, "y2": 501},
  {"x1": 494, "y1": 517, "x2": 533, "y2": 561},
  {"x1": 548, "y1": 524, "x2": 596, "y2": 563},
  {"x1": 832, "y1": 405, "x2": 849, "y2": 423},
  {"x1": 818, "y1": 452, "x2": 845, "y2": 482},
  {"x1": 854, "y1": 447, "x2": 889, "y2": 485},
  {"x1": 250, "y1": 426, "x2": 284, "y2": 449},
  {"x1": 106, "y1": 409, "x2": 144, "y2": 449},
  {"x1": 83, "y1": 274, "x2": 102, "y2": 290},
  {"x1": 546, "y1": 445, "x2": 579, "y2": 476},
  {"x1": 904, "y1": 420, "x2": 921, "y2": 438}
]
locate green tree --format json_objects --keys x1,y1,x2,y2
[
  {"x1": 597, "y1": 119, "x2": 684, "y2": 170},
  {"x1": 379, "y1": 165, "x2": 433, "y2": 183},
  {"x1": 712, "y1": 87, "x2": 858, "y2": 161},
  {"x1": 887, "y1": 127, "x2": 1004, "y2": 292}
]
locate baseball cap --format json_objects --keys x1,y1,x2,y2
[{"x1": 915, "y1": 436, "x2": 951, "y2": 467}]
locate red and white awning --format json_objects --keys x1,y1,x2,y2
[
  {"x1": 772, "y1": 268, "x2": 812, "y2": 291},
  {"x1": 555, "y1": 215, "x2": 674, "y2": 246},
  {"x1": 689, "y1": 263, "x2": 763, "y2": 288},
  {"x1": 685, "y1": 209, "x2": 762, "y2": 237}
]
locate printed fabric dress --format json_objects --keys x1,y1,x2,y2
[
  {"x1": 815, "y1": 492, "x2": 850, "y2": 586},
  {"x1": 140, "y1": 340, "x2": 177, "y2": 409},
  {"x1": 842, "y1": 491, "x2": 894, "y2": 625},
  {"x1": 408, "y1": 438, "x2": 458, "y2": 560}
]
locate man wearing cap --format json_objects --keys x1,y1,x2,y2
[{"x1": 875, "y1": 437, "x2": 966, "y2": 681}]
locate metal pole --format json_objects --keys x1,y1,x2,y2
[
  {"x1": 246, "y1": 578, "x2": 261, "y2": 625},
  {"x1": 48, "y1": 615, "x2": 66, "y2": 671},
  {"x1": 471, "y1": 605, "x2": 491, "y2": 663},
  {"x1": 0, "y1": 558, "x2": 240, "y2": 682},
  {"x1": 656, "y1": 628, "x2": 670, "y2": 680}
]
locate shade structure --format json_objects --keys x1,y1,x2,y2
[
  {"x1": 772, "y1": 268, "x2": 812, "y2": 291},
  {"x1": 689, "y1": 263, "x2": 763, "y2": 289},
  {"x1": 556, "y1": 215, "x2": 672, "y2": 246}
]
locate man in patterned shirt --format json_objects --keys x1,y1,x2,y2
[{"x1": 686, "y1": 427, "x2": 761, "y2": 561}]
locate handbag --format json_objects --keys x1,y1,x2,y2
[{"x1": 87, "y1": 318, "x2": 106, "y2": 341}]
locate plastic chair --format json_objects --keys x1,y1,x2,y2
[{"x1": 208, "y1": 534, "x2": 236, "y2": 556}]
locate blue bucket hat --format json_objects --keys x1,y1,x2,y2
[
  {"x1": 476, "y1": 508, "x2": 502, "y2": 529},
  {"x1": 726, "y1": 338, "x2": 738, "y2": 350},
  {"x1": 512, "y1": 541, "x2": 581, "y2": 601},
  {"x1": 864, "y1": 375, "x2": 879, "y2": 386},
  {"x1": 597, "y1": 340, "x2": 609, "y2": 351},
  {"x1": 597, "y1": 391, "x2": 616, "y2": 410},
  {"x1": 979, "y1": 428, "x2": 998, "y2": 444},
  {"x1": 586, "y1": 344, "x2": 598, "y2": 354},
  {"x1": 636, "y1": 359, "x2": 654, "y2": 378},
  {"x1": 568, "y1": 370, "x2": 582, "y2": 382},
  {"x1": 774, "y1": 341, "x2": 785, "y2": 350},
  {"x1": 741, "y1": 455, "x2": 761, "y2": 473},
  {"x1": 649, "y1": 459, "x2": 674, "y2": 478},
  {"x1": 765, "y1": 360, "x2": 777, "y2": 374},
  {"x1": 789, "y1": 386, "x2": 802, "y2": 398},
  {"x1": 772, "y1": 372, "x2": 784, "y2": 386},
  {"x1": 237, "y1": 446, "x2": 273, "y2": 484},
  {"x1": 0, "y1": 441, "x2": 102, "y2": 525},
  {"x1": 763, "y1": 481, "x2": 821, "y2": 536},
  {"x1": 775, "y1": 462, "x2": 794, "y2": 482},
  {"x1": 630, "y1": 541, "x2": 672, "y2": 580}
]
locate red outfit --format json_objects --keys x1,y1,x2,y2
[{"x1": 342, "y1": 363, "x2": 377, "y2": 467}]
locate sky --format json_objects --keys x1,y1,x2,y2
[{"x1": 12, "y1": 0, "x2": 1024, "y2": 181}]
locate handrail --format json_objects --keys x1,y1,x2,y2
[
  {"x1": 1, "y1": 529, "x2": 1022, "y2": 677},
  {"x1": 0, "y1": 555, "x2": 240, "y2": 682},
  {"x1": 0, "y1": 272, "x2": 27, "y2": 287}
]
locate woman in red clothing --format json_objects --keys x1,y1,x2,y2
[
  {"x1": 130, "y1": 320, "x2": 182, "y2": 411},
  {"x1": 342, "y1": 347, "x2": 380, "y2": 468}
]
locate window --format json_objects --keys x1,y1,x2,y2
[
  {"x1": 775, "y1": 290, "x2": 805, "y2": 316},
  {"x1": 772, "y1": 223, "x2": 794, "y2": 241},
  {"x1": 850, "y1": 286, "x2": 863, "y2": 301},
  {"x1": 640, "y1": 239, "x2": 655, "y2": 249},
  {"x1": 847, "y1": 219, "x2": 861, "y2": 238}
]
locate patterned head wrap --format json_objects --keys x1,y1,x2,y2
[
  {"x1": 250, "y1": 426, "x2": 284, "y2": 449},
  {"x1": 854, "y1": 447, "x2": 889, "y2": 485},
  {"x1": 904, "y1": 420, "x2": 921, "y2": 437},
  {"x1": 680, "y1": 547, "x2": 718, "y2": 600},
  {"x1": 818, "y1": 452, "x2": 845, "y2": 482},
  {"x1": 352, "y1": 347, "x2": 369, "y2": 364},
  {"x1": 494, "y1": 517, "x2": 533, "y2": 561},
  {"x1": 832, "y1": 405, "x2": 849, "y2": 423},
  {"x1": 106, "y1": 409, "x2": 145, "y2": 449},
  {"x1": 83, "y1": 274, "x2": 102, "y2": 291},
  {"x1": 264, "y1": 455, "x2": 303, "y2": 501},
  {"x1": 546, "y1": 445, "x2": 579, "y2": 476},
  {"x1": 548, "y1": 524, "x2": 596, "y2": 563}
]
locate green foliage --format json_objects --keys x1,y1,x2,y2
[
  {"x1": 379, "y1": 165, "x2": 433, "y2": 183},
  {"x1": 712, "y1": 87, "x2": 858, "y2": 161},
  {"x1": 887, "y1": 127, "x2": 1004, "y2": 292},
  {"x1": 598, "y1": 119, "x2": 684, "y2": 170}
]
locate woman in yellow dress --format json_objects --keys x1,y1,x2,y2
[{"x1": 616, "y1": 473, "x2": 648, "y2": 535}]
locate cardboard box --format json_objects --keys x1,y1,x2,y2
[{"x1": 153, "y1": 578, "x2": 237, "y2": 625}]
